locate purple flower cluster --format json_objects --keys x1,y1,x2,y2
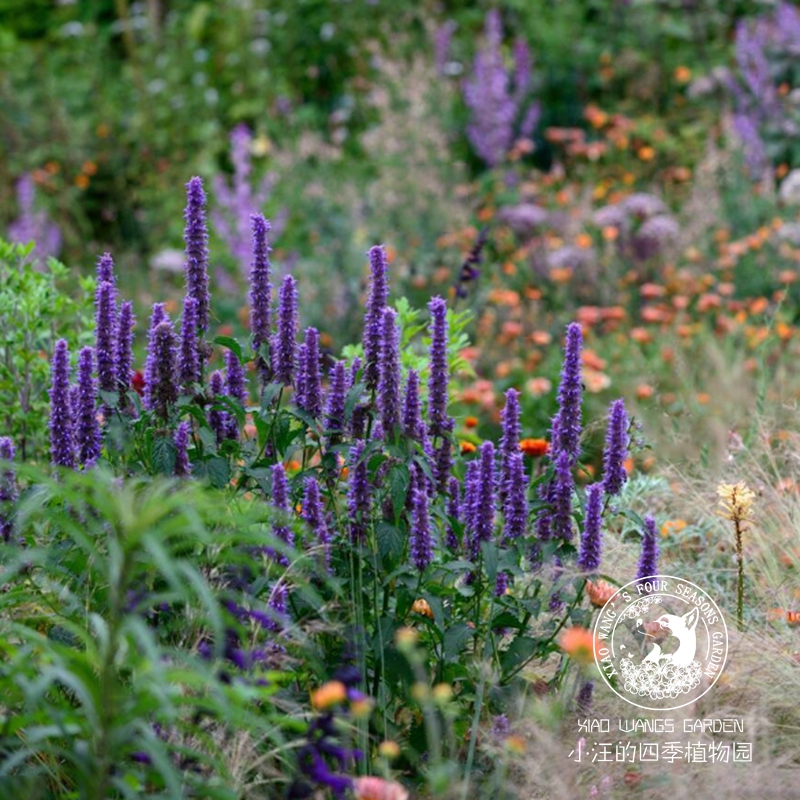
[
  {"x1": 363, "y1": 246, "x2": 389, "y2": 393},
  {"x1": 273, "y1": 275, "x2": 298, "y2": 386},
  {"x1": 249, "y1": 213, "x2": 273, "y2": 383},
  {"x1": 302, "y1": 477, "x2": 331, "y2": 571},
  {"x1": 49, "y1": 340, "x2": 74, "y2": 469},
  {"x1": 74, "y1": 347, "x2": 101, "y2": 467},
  {"x1": 184, "y1": 177, "x2": 211, "y2": 335},
  {"x1": 636, "y1": 515, "x2": 660, "y2": 587},
  {"x1": 347, "y1": 441, "x2": 370, "y2": 545},
  {"x1": 577, "y1": 483, "x2": 603, "y2": 572},
  {"x1": 378, "y1": 308, "x2": 402, "y2": 437},
  {"x1": 95, "y1": 254, "x2": 117, "y2": 400},
  {"x1": 0, "y1": 438, "x2": 17, "y2": 544},
  {"x1": 410, "y1": 487, "x2": 433, "y2": 572},
  {"x1": 427, "y1": 297, "x2": 449, "y2": 437},
  {"x1": 602, "y1": 399, "x2": 629, "y2": 497},
  {"x1": 462, "y1": 10, "x2": 540, "y2": 167},
  {"x1": 551, "y1": 322, "x2": 583, "y2": 462},
  {"x1": 7, "y1": 174, "x2": 61, "y2": 263}
]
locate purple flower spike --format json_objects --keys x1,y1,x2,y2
[
  {"x1": 499, "y1": 388, "x2": 521, "y2": 499},
  {"x1": 179, "y1": 295, "x2": 200, "y2": 393},
  {"x1": 445, "y1": 475, "x2": 461, "y2": 551},
  {"x1": 602, "y1": 399, "x2": 629, "y2": 497},
  {"x1": 402, "y1": 369, "x2": 424, "y2": 441},
  {"x1": 273, "y1": 274, "x2": 298, "y2": 386},
  {"x1": 299, "y1": 327, "x2": 323, "y2": 418},
  {"x1": 494, "y1": 571, "x2": 509, "y2": 597},
  {"x1": 49, "y1": 339, "x2": 74, "y2": 468},
  {"x1": 224, "y1": 349, "x2": 248, "y2": 439},
  {"x1": 433, "y1": 417, "x2": 454, "y2": 494},
  {"x1": 114, "y1": 301, "x2": 135, "y2": 403},
  {"x1": 534, "y1": 482, "x2": 553, "y2": 545},
  {"x1": 324, "y1": 361, "x2": 347, "y2": 449},
  {"x1": 363, "y1": 245, "x2": 389, "y2": 392},
  {"x1": 551, "y1": 322, "x2": 583, "y2": 462},
  {"x1": 295, "y1": 342, "x2": 308, "y2": 410},
  {"x1": 249, "y1": 213, "x2": 273, "y2": 381},
  {"x1": 410, "y1": 487, "x2": 433, "y2": 572},
  {"x1": 551, "y1": 449, "x2": 575, "y2": 541},
  {"x1": 184, "y1": 177, "x2": 210, "y2": 334},
  {"x1": 174, "y1": 421, "x2": 192, "y2": 477},
  {"x1": 502, "y1": 450, "x2": 527, "y2": 541},
  {"x1": 427, "y1": 296, "x2": 449, "y2": 437},
  {"x1": 0, "y1": 438, "x2": 18, "y2": 544},
  {"x1": 143, "y1": 303, "x2": 166, "y2": 410},
  {"x1": 636, "y1": 515, "x2": 660, "y2": 587},
  {"x1": 302, "y1": 477, "x2": 331, "y2": 571},
  {"x1": 347, "y1": 441, "x2": 370, "y2": 544},
  {"x1": 75, "y1": 346, "x2": 102, "y2": 467},
  {"x1": 270, "y1": 463, "x2": 294, "y2": 565},
  {"x1": 578, "y1": 483, "x2": 603, "y2": 572},
  {"x1": 208, "y1": 370, "x2": 227, "y2": 445},
  {"x1": 95, "y1": 279, "x2": 117, "y2": 399},
  {"x1": 378, "y1": 307, "x2": 401, "y2": 437},
  {"x1": 148, "y1": 320, "x2": 178, "y2": 421},
  {"x1": 470, "y1": 441, "x2": 496, "y2": 558},
  {"x1": 463, "y1": 460, "x2": 480, "y2": 551}
]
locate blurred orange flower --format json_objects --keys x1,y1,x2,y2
[
  {"x1": 559, "y1": 627, "x2": 600, "y2": 665},
  {"x1": 520, "y1": 438, "x2": 549, "y2": 457}
]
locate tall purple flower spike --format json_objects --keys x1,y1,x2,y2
[
  {"x1": 208, "y1": 370, "x2": 227, "y2": 445},
  {"x1": 499, "y1": 388, "x2": 521, "y2": 500},
  {"x1": 578, "y1": 483, "x2": 603, "y2": 572},
  {"x1": 49, "y1": 339, "x2": 74, "y2": 468},
  {"x1": 299, "y1": 327, "x2": 323, "y2": 418},
  {"x1": 179, "y1": 295, "x2": 200, "y2": 393},
  {"x1": 502, "y1": 450, "x2": 527, "y2": 542},
  {"x1": 347, "y1": 440, "x2": 370, "y2": 544},
  {"x1": 433, "y1": 418, "x2": 454, "y2": 494},
  {"x1": 143, "y1": 303, "x2": 166, "y2": 411},
  {"x1": 410, "y1": 487, "x2": 433, "y2": 572},
  {"x1": 463, "y1": 460, "x2": 480, "y2": 553},
  {"x1": 427, "y1": 296, "x2": 449, "y2": 437},
  {"x1": 636, "y1": 515, "x2": 660, "y2": 587},
  {"x1": 324, "y1": 361, "x2": 347, "y2": 449},
  {"x1": 551, "y1": 449, "x2": 575, "y2": 541},
  {"x1": 174, "y1": 421, "x2": 192, "y2": 477},
  {"x1": 363, "y1": 245, "x2": 389, "y2": 393},
  {"x1": 551, "y1": 322, "x2": 583, "y2": 462},
  {"x1": 270, "y1": 463, "x2": 293, "y2": 565},
  {"x1": 249, "y1": 213, "x2": 273, "y2": 382},
  {"x1": 184, "y1": 177, "x2": 211, "y2": 334},
  {"x1": 273, "y1": 274, "x2": 298, "y2": 386},
  {"x1": 75, "y1": 346, "x2": 102, "y2": 467},
  {"x1": 470, "y1": 441, "x2": 496, "y2": 558},
  {"x1": 445, "y1": 475, "x2": 461, "y2": 552},
  {"x1": 225, "y1": 349, "x2": 248, "y2": 439},
  {"x1": 302, "y1": 476, "x2": 331, "y2": 572},
  {"x1": 378, "y1": 307, "x2": 401, "y2": 437},
  {"x1": 115, "y1": 300, "x2": 135, "y2": 404},
  {"x1": 602, "y1": 398, "x2": 629, "y2": 497},
  {"x1": 402, "y1": 369, "x2": 424, "y2": 441},
  {"x1": 95, "y1": 253, "x2": 117, "y2": 399},
  {"x1": 0, "y1": 438, "x2": 19, "y2": 544},
  {"x1": 148, "y1": 320, "x2": 178, "y2": 421}
]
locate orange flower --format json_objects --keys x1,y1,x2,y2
[
  {"x1": 525, "y1": 377, "x2": 552, "y2": 397},
  {"x1": 464, "y1": 416, "x2": 479, "y2": 429},
  {"x1": 640, "y1": 283, "x2": 666, "y2": 300},
  {"x1": 411, "y1": 598, "x2": 434, "y2": 618},
  {"x1": 378, "y1": 740, "x2": 401, "y2": 760},
  {"x1": 637, "y1": 146, "x2": 656, "y2": 161},
  {"x1": 353, "y1": 777, "x2": 409, "y2": 800},
  {"x1": 460, "y1": 441, "x2": 477, "y2": 454},
  {"x1": 519, "y1": 438, "x2": 549, "y2": 457},
  {"x1": 530, "y1": 330, "x2": 552, "y2": 346},
  {"x1": 75, "y1": 174, "x2": 90, "y2": 189},
  {"x1": 576, "y1": 233, "x2": 593, "y2": 249},
  {"x1": 602, "y1": 225, "x2": 619, "y2": 241},
  {"x1": 586, "y1": 579, "x2": 617, "y2": 608},
  {"x1": 635, "y1": 384, "x2": 654, "y2": 400},
  {"x1": 582, "y1": 349, "x2": 607, "y2": 371},
  {"x1": 311, "y1": 681, "x2": 347, "y2": 710},
  {"x1": 674, "y1": 65, "x2": 692, "y2": 84},
  {"x1": 558, "y1": 626, "x2": 600, "y2": 665}
]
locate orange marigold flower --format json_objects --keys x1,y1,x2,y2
[
  {"x1": 353, "y1": 777, "x2": 409, "y2": 800},
  {"x1": 674, "y1": 65, "x2": 692, "y2": 84},
  {"x1": 661, "y1": 519, "x2": 687, "y2": 537},
  {"x1": 586, "y1": 579, "x2": 617, "y2": 608},
  {"x1": 411, "y1": 598, "x2": 434, "y2": 618},
  {"x1": 558, "y1": 626, "x2": 600, "y2": 665},
  {"x1": 311, "y1": 681, "x2": 347, "y2": 710},
  {"x1": 582, "y1": 349, "x2": 607, "y2": 371},
  {"x1": 464, "y1": 416, "x2": 479, "y2": 429},
  {"x1": 576, "y1": 233, "x2": 593, "y2": 249},
  {"x1": 637, "y1": 146, "x2": 656, "y2": 161},
  {"x1": 460, "y1": 441, "x2": 477, "y2": 454},
  {"x1": 519, "y1": 438, "x2": 549, "y2": 457},
  {"x1": 531, "y1": 330, "x2": 552, "y2": 346}
]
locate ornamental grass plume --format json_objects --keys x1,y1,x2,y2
[
  {"x1": 273, "y1": 274, "x2": 298, "y2": 386},
  {"x1": 602, "y1": 399, "x2": 629, "y2": 497},
  {"x1": 49, "y1": 339, "x2": 74, "y2": 469},
  {"x1": 427, "y1": 296, "x2": 449, "y2": 437},
  {"x1": 577, "y1": 483, "x2": 603, "y2": 572},
  {"x1": 363, "y1": 245, "x2": 389, "y2": 393},
  {"x1": 249, "y1": 213, "x2": 273, "y2": 383},
  {"x1": 74, "y1": 346, "x2": 101, "y2": 467},
  {"x1": 0, "y1": 437, "x2": 18, "y2": 544},
  {"x1": 717, "y1": 481, "x2": 756, "y2": 631},
  {"x1": 636, "y1": 514, "x2": 660, "y2": 590},
  {"x1": 183, "y1": 177, "x2": 211, "y2": 335},
  {"x1": 378, "y1": 308, "x2": 402, "y2": 438}
]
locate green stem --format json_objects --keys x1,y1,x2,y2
[
  {"x1": 736, "y1": 521, "x2": 744, "y2": 632},
  {"x1": 462, "y1": 670, "x2": 486, "y2": 799}
]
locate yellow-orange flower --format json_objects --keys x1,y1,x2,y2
[
  {"x1": 311, "y1": 681, "x2": 347, "y2": 710},
  {"x1": 464, "y1": 415, "x2": 479, "y2": 429},
  {"x1": 411, "y1": 598, "x2": 434, "y2": 618},
  {"x1": 378, "y1": 740, "x2": 401, "y2": 759},
  {"x1": 586, "y1": 579, "x2": 617, "y2": 608},
  {"x1": 558, "y1": 626, "x2": 600, "y2": 665},
  {"x1": 460, "y1": 441, "x2": 477, "y2": 454},
  {"x1": 519, "y1": 438, "x2": 549, "y2": 457}
]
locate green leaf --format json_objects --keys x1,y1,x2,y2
[
  {"x1": 376, "y1": 522, "x2": 404, "y2": 565},
  {"x1": 213, "y1": 336, "x2": 244, "y2": 363},
  {"x1": 481, "y1": 541, "x2": 498, "y2": 584},
  {"x1": 205, "y1": 456, "x2": 231, "y2": 489},
  {"x1": 443, "y1": 622, "x2": 473, "y2": 662},
  {"x1": 99, "y1": 390, "x2": 119, "y2": 410},
  {"x1": 389, "y1": 464, "x2": 409, "y2": 519},
  {"x1": 153, "y1": 436, "x2": 177, "y2": 476},
  {"x1": 500, "y1": 636, "x2": 539, "y2": 677}
]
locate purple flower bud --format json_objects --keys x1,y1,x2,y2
[
  {"x1": 602, "y1": 399, "x2": 629, "y2": 497},
  {"x1": 550, "y1": 322, "x2": 583, "y2": 462},
  {"x1": 551, "y1": 449, "x2": 575, "y2": 541},
  {"x1": 174, "y1": 421, "x2": 192, "y2": 476},
  {"x1": 49, "y1": 339, "x2": 74, "y2": 468},
  {"x1": 578, "y1": 483, "x2": 603, "y2": 572},
  {"x1": 378, "y1": 308, "x2": 401, "y2": 437},
  {"x1": 95, "y1": 279, "x2": 117, "y2": 397},
  {"x1": 302, "y1": 477, "x2": 331, "y2": 571},
  {"x1": 363, "y1": 245, "x2": 389, "y2": 392},
  {"x1": 502, "y1": 450, "x2": 527, "y2": 541},
  {"x1": 494, "y1": 571, "x2": 509, "y2": 597},
  {"x1": 96, "y1": 252, "x2": 115, "y2": 286},
  {"x1": 148, "y1": 320, "x2": 178, "y2": 421},
  {"x1": 208, "y1": 370, "x2": 227, "y2": 445},
  {"x1": 349, "y1": 357, "x2": 362, "y2": 389},
  {"x1": 324, "y1": 361, "x2": 347, "y2": 449},
  {"x1": 249, "y1": 214, "x2": 273, "y2": 382},
  {"x1": 347, "y1": 441, "x2": 370, "y2": 544},
  {"x1": 470, "y1": 441, "x2": 496, "y2": 558},
  {"x1": 402, "y1": 369, "x2": 424, "y2": 440},
  {"x1": 115, "y1": 301, "x2": 135, "y2": 403},
  {"x1": 75, "y1": 346, "x2": 101, "y2": 467},
  {"x1": 410, "y1": 487, "x2": 433, "y2": 572},
  {"x1": 0, "y1": 438, "x2": 18, "y2": 544},
  {"x1": 270, "y1": 463, "x2": 293, "y2": 565},
  {"x1": 273, "y1": 274, "x2": 298, "y2": 385},
  {"x1": 143, "y1": 303, "x2": 166, "y2": 410},
  {"x1": 184, "y1": 177, "x2": 210, "y2": 334},
  {"x1": 636, "y1": 515, "x2": 660, "y2": 587},
  {"x1": 179, "y1": 295, "x2": 200, "y2": 393},
  {"x1": 427, "y1": 296, "x2": 449, "y2": 436},
  {"x1": 298, "y1": 327, "x2": 323, "y2": 418},
  {"x1": 445, "y1": 475, "x2": 461, "y2": 551}
]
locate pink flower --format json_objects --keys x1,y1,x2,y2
[{"x1": 352, "y1": 777, "x2": 409, "y2": 800}]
